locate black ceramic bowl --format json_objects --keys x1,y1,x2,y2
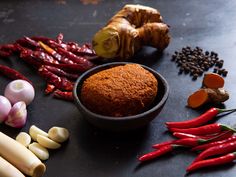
[{"x1": 73, "y1": 62, "x2": 169, "y2": 131}]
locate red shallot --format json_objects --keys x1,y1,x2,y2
[
  {"x1": 4, "y1": 79, "x2": 35, "y2": 105},
  {"x1": 5, "y1": 101, "x2": 27, "y2": 128},
  {"x1": 0, "y1": 95, "x2": 12, "y2": 123}
]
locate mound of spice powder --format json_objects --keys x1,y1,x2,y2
[{"x1": 171, "y1": 46, "x2": 228, "y2": 80}]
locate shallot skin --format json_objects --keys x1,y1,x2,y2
[{"x1": 4, "y1": 79, "x2": 35, "y2": 105}]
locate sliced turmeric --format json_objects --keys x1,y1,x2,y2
[
  {"x1": 92, "y1": 4, "x2": 170, "y2": 60},
  {"x1": 202, "y1": 73, "x2": 225, "y2": 89},
  {"x1": 187, "y1": 88, "x2": 229, "y2": 108},
  {"x1": 187, "y1": 89, "x2": 209, "y2": 108}
]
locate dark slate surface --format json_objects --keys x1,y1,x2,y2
[{"x1": 0, "y1": 0, "x2": 236, "y2": 177}]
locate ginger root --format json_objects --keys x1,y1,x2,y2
[
  {"x1": 188, "y1": 72, "x2": 229, "y2": 108},
  {"x1": 92, "y1": 4, "x2": 170, "y2": 60}
]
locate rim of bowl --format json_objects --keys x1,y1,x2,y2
[{"x1": 73, "y1": 62, "x2": 169, "y2": 121}]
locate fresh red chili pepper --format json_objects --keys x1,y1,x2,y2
[
  {"x1": 153, "y1": 138, "x2": 207, "y2": 149},
  {"x1": 186, "y1": 152, "x2": 236, "y2": 173},
  {"x1": 0, "y1": 64, "x2": 32, "y2": 84},
  {"x1": 45, "y1": 84, "x2": 56, "y2": 95},
  {"x1": 174, "y1": 138, "x2": 207, "y2": 147},
  {"x1": 191, "y1": 135, "x2": 236, "y2": 151},
  {"x1": 53, "y1": 90, "x2": 74, "y2": 101},
  {"x1": 153, "y1": 131, "x2": 233, "y2": 149},
  {"x1": 209, "y1": 131, "x2": 234, "y2": 141},
  {"x1": 168, "y1": 123, "x2": 236, "y2": 136},
  {"x1": 43, "y1": 65, "x2": 79, "y2": 80},
  {"x1": 166, "y1": 107, "x2": 236, "y2": 129},
  {"x1": 193, "y1": 140, "x2": 236, "y2": 163},
  {"x1": 152, "y1": 140, "x2": 175, "y2": 149},
  {"x1": 139, "y1": 144, "x2": 178, "y2": 162},
  {"x1": 174, "y1": 130, "x2": 233, "y2": 141},
  {"x1": 38, "y1": 66, "x2": 74, "y2": 91},
  {"x1": 172, "y1": 132, "x2": 209, "y2": 139}
]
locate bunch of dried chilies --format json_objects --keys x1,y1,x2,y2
[
  {"x1": 0, "y1": 33, "x2": 97, "y2": 101},
  {"x1": 139, "y1": 107, "x2": 236, "y2": 173}
]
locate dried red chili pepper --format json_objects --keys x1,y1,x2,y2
[
  {"x1": 34, "y1": 50, "x2": 59, "y2": 64},
  {"x1": 48, "y1": 63, "x2": 92, "y2": 73},
  {"x1": 43, "y1": 65, "x2": 79, "y2": 80},
  {"x1": 57, "y1": 47, "x2": 94, "y2": 69},
  {"x1": 56, "y1": 33, "x2": 64, "y2": 44},
  {"x1": 186, "y1": 152, "x2": 236, "y2": 173},
  {"x1": 166, "y1": 108, "x2": 236, "y2": 129},
  {"x1": 38, "y1": 66, "x2": 74, "y2": 91},
  {"x1": 168, "y1": 123, "x2": 236, "y2": 136},
  {"x1": 193, "y1": 140, "x2": 236, "y2": 163},
  {"x1": 53, "y1": 90, "x2": 74, "y2": 101},
  {"x1": 0, "y1": 44, "x2": 17, "y2": 53},
  {"x1": 0, "y1": 64, "x2": 32, "y2": 84},
  {"x1": 0, "y1": 50, "x2": 11, "y2": 58},
  {"x1": 19, "y1": 47, "x2": 42, "y2": 68},
  {"x1": 39, "y1": 41, "x2": 63, "y2": 60},
  {"x1": 69, "y1": 43, "x2": 96, "y2": 56},
  {"x1": 139, "y1": 144, "x2": 179, "y2": 162},
  {"x1": 18, "y1": 36, "x2": 40, "y2": 48},
  {"x1": 18, "y1": 45, "x2": 59, "y2": 67},
  {"x1": 191, "y1": 135, "x2": 236, "y2": 151},
  {"x1": 38, "y1": 41, "x2": 75, "y2": 64},
  {"x1": 48, "y1": 40, "x2": 68, "y2": 50},
  {"x1": 31, "y1": 36, "x2": 54, "y2": 43},
  {"x1": 45, "y1": 84, "x2": 56, "y2": 94}
]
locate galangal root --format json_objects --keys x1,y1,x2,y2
[
  {"x1": 92, "y1": 4, "x2": 171, "y2": 60},
  {"x1": 188, "y1": 73, "x2": 229, "y2": 108}
]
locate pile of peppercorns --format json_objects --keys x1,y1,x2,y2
[{"x1": 171, "y1": 46, "x2": 228, "y2": 80}]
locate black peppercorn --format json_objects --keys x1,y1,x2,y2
[{"x1": 171, "y1": 46, "x2": 227, "y2": 78}]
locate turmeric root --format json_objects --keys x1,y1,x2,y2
[
  {"x1": 187, "y1": 88, "x2": 229, "y2": 108},
  {"x1": 92, "y1": 4, "x2": 170, "y2": 60},
  {"x1": 202, "y1": 73, "x2": 225, "y2": 89},
  {"x1": 187, "y1": 89, "x2": 209, "y2": 109}
]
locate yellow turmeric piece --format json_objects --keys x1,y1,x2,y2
[{"x1": 202, "y1": 73, "x2": 225, "y2": 89}]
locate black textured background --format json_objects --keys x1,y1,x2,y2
[{"x1": 0, "y1": 1, "x2": 236, "y2": 177}]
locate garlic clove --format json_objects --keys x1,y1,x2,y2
[
  {"x1": 37, "y1": 135, "x2": 61, "y2": 149},
  {"x1": 48, "y1": 127, "x2": 69, "y2": 143}
]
